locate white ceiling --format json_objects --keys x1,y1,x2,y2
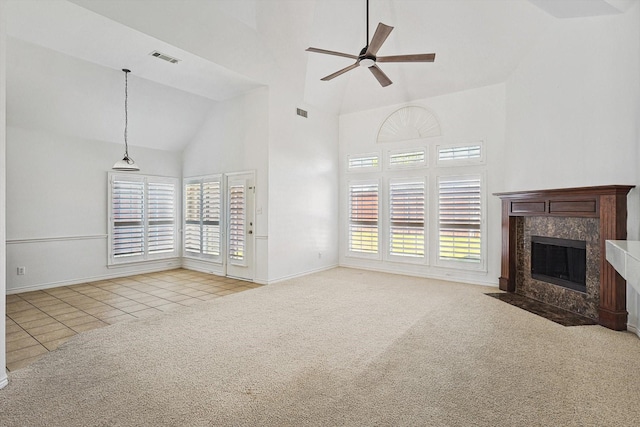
[{"x1": 4, "y1": 0, "x2": 636, "y2": 152}]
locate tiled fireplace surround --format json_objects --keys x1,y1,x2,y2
[{"x1": 495, "y1": 185, "x2": 634, "y2": 330}]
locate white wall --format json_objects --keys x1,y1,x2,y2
[
  {"x1": 5, "y1": 126, "x2": 182, "y2": 293},
  {"x1": 1, "y1": 0, "x2": 9, "y2": 389},
  {"x1": 266, "y1": 93, "x2": 340, "y2": 283},
  {"x1": 181, "y1": 87, "x2": 270, "y2": 282},
  {"x1": 504, "y1": 4, "x2": 640, "y2": 332},
  {"x1": 338, "y1": 83, "x2": 506, "y2": 286}
]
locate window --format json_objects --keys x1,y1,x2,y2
[
  {"x1": 389, "y1": 180, "x2": 425, "y2": 258},
  {"x1": 109, "y1": 173, "x2": 178, "y2": 265},
  {"x1": 184, "y1": 176, "x2": 221, "y2": 260},
  {"x1": 388, "y1": 149, "x2": 426, "y2": 168},
  {"x1": 437, "y1": 143, "x2": 483, "y2": 165},
  {"x1": 348, "y1": 153, "x2": 380, "y2": 171},
  {"x1": 348, "y1": 181, "x2": 379, "y2": 254},
  {"x1": 437, "y1": 175, "x2": 482, "y2": 263}
]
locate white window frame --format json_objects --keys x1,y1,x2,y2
[
  {"x1": 108, "y1": 172, "x2": 179, "y2": 266},
  {"x1": 387, "y1": 148, "x2": 427, "y2": 170},
  {"x1": 347, "y1": 153, "x2": 381, "y2": 172},
  {"x1": 435, "y1": 172, "x2": 486, "y2": 271},
  {"x1": 183, "y1": 174, "x2": 223, "y2": 263},
  {"x1": 346, "y1": 178, "x2": 381, "y2": 259},
  {"x1": 386, "y1": 177, "x2": 427, "y2": 263},
  {"x1": 435, "y1": 142, "x2": 484, "y2": 167}
]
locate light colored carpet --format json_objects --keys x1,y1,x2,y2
[{"x1": 1, "y1": 267, "x2": 640, "y2": 426}]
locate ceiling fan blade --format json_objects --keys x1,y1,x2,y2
[
  {"x1": 377, "y1": 53, "x2": 436, "y2": 63},
  {"x1": 369, "y1": 65, "x2": 392, "y2": 87},
  {"x1": 365, "y1": 23, "x2": 393, "y2": 56},
  {"x1": 306, "y1": 47, "x2": 358, "y2": 60},
  {"x1": 321, "y1": 62, "x2": 360, "y2": 81}
]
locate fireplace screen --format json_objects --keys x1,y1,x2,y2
[{"x1": 531, "y1": 236, "x2": 587, "y2": 293}]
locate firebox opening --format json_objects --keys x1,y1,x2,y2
[{"x1": 531, "y1": 236, "x2": 587, "y2": 293}]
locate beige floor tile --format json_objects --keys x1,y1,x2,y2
[
  {"x1": 9, "y1": 309, "x2": 50, "y2": 324},
  {"x1": 51, "y1": 310, "x2": 88, "y2": 322},
  {"x1": 130, "y1": 308, "x2": 161, "y2": 318},
  {"x1": 81, "y1": 304, "x2": 116, "y2": 315},
  {"x1": 6, "y1": 300, "x2": 36, "y2": 314},
  {"x1": 41, "y1": 304, "x2": 80, "y2": 317},
  {"x1": 70, "y1": 320, "x2": 108, "y2": 333},
  {"x1": 101, "y1": 313, "x2": 136, "y2": 325},
  {"x1": 61, "y1": 314, "x2": 100, "y2": 328},
  {"x1": 7, "y1": 336, "x2": 40, "y2": 353},
  {"x1": 42, "y1": 336, "x2": 74, "y2": 351},
  {"x1": 108, "y1": 300, "x2": 147, "y2": 311},
  {"x1": 30, "y1": 298, "x2": 66, "y2": 309},
  {"x1": 69, "y1": 300, "x2": 109, "y2": 310},
  {"x1": 215, "y1": 289, "x2": 237, "y2": 296},
  {"x1": 32, "y1": 327, "x2": 76, "y2": 344},
  {"x1": 6, "y1": 316, "x2": 17, "y2": 326},
  {"x1": 154, "y1": 302, "x2": 183, "y2": 312},
  {"x1": 6, "y1": 329, "x2": 32, "y2": 343},
  {"x1": 6, "y1": 344, "x2": 49, "y2": 364},
  {"x1": 6, "y1": 294, "x2": 24, "y2": 303},
  {"x1": 6, "y1": 323, "x2": 24, "y2": 334},
  {"x1": 92, "y1": 309, "x2": 128, "y2": 320},
  {"x1": 26, "y1": 321, "x2": 68, "y2": 337},
  {"x1": 197, "y1": 294, "x2": 222, "y2": 301},
  {"x1": 17, "y1": 316, "x2": 59, "y2": 330},
  {"x1": 164, "y1": 294, "x2": 193, "y2": 303}
]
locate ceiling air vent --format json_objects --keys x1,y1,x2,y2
[
  {"x1": 296, "y1": 108, "x2": 308, "y2": 118},
  {"x1": 150, "y1": 50, "x2": 181, "y2": 64}
]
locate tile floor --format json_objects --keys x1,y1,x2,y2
[{"x1": 5, "y1": 269, "x2": 259, "y2": 372}]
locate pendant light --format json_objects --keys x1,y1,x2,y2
[{"x1": 113, "y1": 68, "x2": 140, "y2": 171}]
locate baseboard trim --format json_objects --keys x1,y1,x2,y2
[
  {"x1": 0, "y1": 374, "x2": 8, "y2": 390},
  {"x1": 338, "y1": 261, "x2": 499, "y2": 288},
  {"x1": 627, "y1": 323, "x2": 640, "y2": 339},
  {"x1": 181, "y1": 258, "x2": 224, "y2": 276},
  {"x1": 6, "y1": 261, "x2": 182, "y2": 295},
  {"x1": 261, "y1": 264, "x2": 339, "y2": 285}
]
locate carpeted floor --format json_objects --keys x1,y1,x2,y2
[{"x1": 1, "y1": 267, "x2": 639, "y2": 426}]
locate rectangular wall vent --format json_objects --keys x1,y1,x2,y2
[
  {"x1": 296, "y1": 108, "x2": 308, "y2": 118},
  {"x1": 150, "y1": 50, "x2": 181, "y2": 64}
]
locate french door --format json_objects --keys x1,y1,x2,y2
[{"x1": 225, "y1": 172, "x2": 255, "y2": 281}]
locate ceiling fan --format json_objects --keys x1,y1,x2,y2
[{"x1": 306, "y1": 0, "x2": 436, "y2": 87}]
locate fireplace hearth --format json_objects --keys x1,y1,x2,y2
[{"x1": 495, "y1": 185, "x2": 634, "y2": 331}]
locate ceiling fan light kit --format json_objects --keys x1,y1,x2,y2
[
  {"x1": 113, "y1": 68, "x2": 140, "y2": 171},
  {"x1": 306, "y1": 0, "x2": 436, "y2": 87}
]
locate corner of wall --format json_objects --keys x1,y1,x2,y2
[{"x1": 1, "y1": 0, "x2": 9, "y2": 388}]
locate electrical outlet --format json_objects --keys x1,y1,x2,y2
[{"x1": 17, "y1": 266, "x2": 26, "y2": 276}]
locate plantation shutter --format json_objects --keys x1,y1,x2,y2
[
  {"x1": 389, "y1": 181, "x2": 425, "y2": 257},
  {"x1": 202, "y1": 180, "x2": 221, "y2": 256},
  {"x1": 147, "y1": 182, "x2": 176, "y2": 254},
  {"x1": 349, "y1": 182, "x2": 379, "y2": 254},
  {"x1": 112, "y1": 179, "x2": 145, "y2": 259},
  {"x1": 228, "y1": 182, "x2": 246, "y2": 262},
  {"x1": 184, "y1": 183, "x2": 202, "y2": 254},
  {"x1": 438, "y1": 176, "x2": 482, "y2": 262},
  {"x1": 109, "y1": 173, "x2": 178, "y2": 265}
]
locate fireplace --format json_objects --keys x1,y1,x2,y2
[
  {"x1": 531, "y1": 236, "x2": 586, "y2": 293},
  {"x1": 494, "y1": 185, "x2": 634, "y2": 330}
]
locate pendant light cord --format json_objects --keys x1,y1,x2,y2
[{"x1": 122, "y1": 69, "x2": 132, "y2": 163}]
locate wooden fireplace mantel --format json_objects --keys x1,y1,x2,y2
[{"x1": 494, "y1": 185, "x2": 635, "y2": 331}]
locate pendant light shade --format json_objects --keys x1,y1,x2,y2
[{"x1": 113, "y1": 69, "x2": 140, "y2": 171}]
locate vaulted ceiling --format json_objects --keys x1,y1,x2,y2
[{"x1": 4, "y1": 0, "x2": 636, "y2": 151}]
